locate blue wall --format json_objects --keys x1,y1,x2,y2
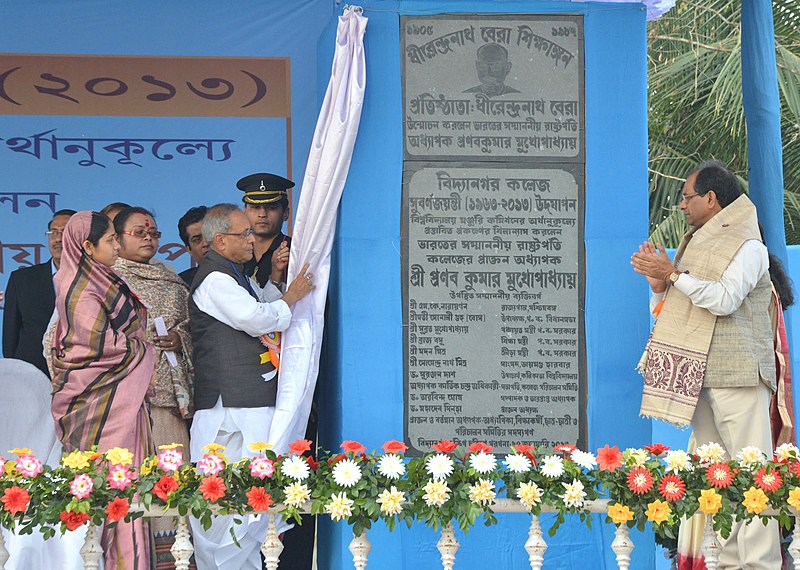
[{"x1": 320, "y1": 1, "x2": 653, "y2": 568}]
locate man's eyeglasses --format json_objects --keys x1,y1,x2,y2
[
  {"x1": 219, "y1": 228, "x2": 255, "y2": 239},
  {"x1": 122, "y1": 228, "x2": 162, "y2": 239},
  {"x1": 680, "y1": 193, "x2": 702, "y2": 203},
  {"x1": 45, "y1": 229, "x2": 64, "y2": 238}
]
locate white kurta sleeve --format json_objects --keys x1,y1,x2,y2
[
  {"x1": 193, "y1": 272, "x2": 292, "y2": 336},
  {"x1": 673, "y1": 239, "x2": 769, "y2": 316}
]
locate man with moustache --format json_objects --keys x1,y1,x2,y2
[
  {"x1": 188, "y1": 203, "x2": 314, "y2": 570},
  {"x1": 239, "y1": 173, "x2": 293, "y2": 288},
  {"x1": 632, "y1": 160, "x2": 780, "y2": 569},
  {"x1": 177, "y1": 205, "x2": 209, "y2": 286},
  {"x1": 3, "y1": 209, "x2": 76, "y2": 377}
]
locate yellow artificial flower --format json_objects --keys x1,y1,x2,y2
[
  {"x1": 202, "y1": 443, "x2": 226, "y2": 454},
  {"x1": 8, "y1": 448, "x2": 32, "y2": 456},
  {"x1": 698, "y1": 489, "x2": 722, "y2": 515},
  {"x1": 468, "y1": 479, "x2": 497, "y2": 506},
  {"x1": 106, "y1": 447, "x2": 134, "y2": 466},
  {"x1": 645, "y1": 500, "x2": 671, "y2": 525},
  {"x1": 158, "y1": 443, "x2": 184, "y2": 451},
  {"x1": 283, "y1": 482, "x2": 311, "y2": 508},
  {"x1": 62, "y1": 450, "x2": 90, "y2": 470},
  {"x1": 742, "y1": 487, "x2": 769, "y2": 515},
  {"x1": 324, "y1": 492, "x2": 354, "y2": 522},
  {"x1": 376, "y1": 487, "x2": 405, "y2": 516},
  {"x1": 607, "y1": 503, "x2": 634, "y2": 525},
  {"x1": 4, "y1": 460, "x2": 17, "y2": 476},
  {"x1": 139, "y1": 456, "x2": 158, "y2": 476},
  {"x1": 517, "y1": 481, "x2": 543, "y2": 511},
  {"x1": 788, "y1": 487, "x2": 800, "y2": 511},
  {"x1": 248, "y1": 441, "x2": 273, "y2": 453}
]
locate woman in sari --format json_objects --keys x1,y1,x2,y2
[
  {"x1": 51, "y1": 211, "x2": 155, "y2": 569},
  {"x1": 113, "y1": 207, "x2": 194, "y2": 569}
]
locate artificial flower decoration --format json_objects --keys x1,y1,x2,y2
[
  {"x1": 157, "y1": 448, "x2": 184, "y2": 472},
  {"x1": 570, "y1": 449, "x2": 597, "y2": 470},
  {"x1": 62, "y1": 450, "x2": 91, "y2": 470},
  {"x1": 775, "y1": 443, "x2": 799, "y2": 462},
  {"x1": 468, "y1": 451, "x2": 497, "y2": 474},
  {"x1": 645, "y1": 500, "x2": 671, "y2": 525},
  {"x1": 7, "y1": 448, "x2": 32, "y2": 456},
  {"x1": 623, "y1": 448, "x2": 649, "y2": 468},
  {"x1": 59, "y1": 510, "x2": 90, "y2": 531},
  {"x1": 382, "y1": 440, "x2": 408, "y2": 454},
  {"x1": 736, "y1": 446, "x2": 766, "y2": 468},
  {"x1": 153, "y1": 475, "x2": 180, "y2": 501},
  {"x1": 664, "y1": 450, "x2": 692, "y2": 473},
  {"x1": 69, "y1": 474, "x2": 94, "y2": 499},
  {"x1": 644, "y1": 443, "x2": 670, "y2": 456},
  {"x1": 199, "y1": 476, "x2": 226, "y2": 502},
  {"x1": 249, "y1": 456, "x2": 275, "y2": 480},
  {"x1": 754, "y1": 466, "x2": 783, "y2": 493},
  {"x1": 698, "y1": 489, "x2": 723, "y2": 515},
  {"x1": 425, "y1": 453, "x2": 455, "y2": 480},
  {"x1": 377, "y1": 487, "x2": 405, "y2": 516},
  {"x1": 1, "y1": 486, "x2": 30, "y2": 514},
  {"x1": 627, "y1": 467, "x2": 654, "y2": 495},
  {"x1": 332, "y1": 458, "x2": 362, "y2": 487},
  {"x1": 341, "y1": 440, "x2": 367, "y2": 455},
  {"x1": 283, "y1": 482, "x2": 311, "y2": 507},
  {"x1": 248, "y1": 441, "x2": 273, "y2": 453},
  {"x1": 288, "y1": 439, "x2": 313, "y2": 454},
  {"x1": 787, "y1": 487, "x2": 800, "y2": 510},
  {"x1": 696, "y1": 442, "x2": 726, "y2": 464},
  {"x1": 597, "y1": 445, "x2": 623, "y2": 472},
  {"x1": 561, "y1": 479, "x2": 586, "y2": 508},
  {"x1": 554, "y1": 444, "x2": 576, "y2": 454},
  {"x1": 105, "y1": 497, "x2": 130, "y2": 522},
  {"x1": 503, "y1": 454, "x2": 533, "y2": 474},
  {"x1": 706, "y1": 463, "x2": 734, "y2": 489},
  {"x1": 468, "y1": 479, "x2": 496, "y2": 506},
  {"x1": 15, "y1": 454, "x2": 43, "y2": 478},
  {"x1": 468, "y1": 442, "x2": 493, "y2": 455},
  {"x1": 422, "y1": 479, "x2": 450, "y2": 507},
  {"x1": 281, "y1": 455, "x2": 312, "y2": 481},
  {"x1": 541, "y1": 455, "x2": 565, "y2": 478},
  {"x1": 105, "y1": 447, "x2": 134, "y2": 466},
  {"x1": 607, "y1": 503, "x2": 634, "y2": 525},
  {"x1": 658, "y1": 474, "x2": 686, "y2": 502},
  {"x1": 432, "y1": 440, "x2": 458, "y2": 453},
  {"x1": 742, "y1": 487, "x2": 769, "y2": 515},
  {"x1": 197, "y1": 453, "x2": 225, "y2": 477},
  {"x1": 107, "y1": 465, "x2": 135, "y2": 490},
  {"x1": 246, "y1": 487, "x2": 273, "y2": 511},
  {"x1": 377, "y1": 454, "x2": 406, "y2": 480},
  {"x1": 517, "y1": 482, "x2": 543, "y2": 511},
  {"x1": 324, "y1": 492, "x2": 354, "y2": 521}
]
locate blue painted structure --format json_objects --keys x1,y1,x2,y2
[{"x1": 318, "y1": 1, "x2": 653, "y2": 567}]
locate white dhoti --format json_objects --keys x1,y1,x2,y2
[{"x1": 189, "y1": 397, "x2": 276, "y2": 570}]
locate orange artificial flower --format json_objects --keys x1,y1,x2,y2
[
  {"x1": 199, "y1": 475, "x2": 227, "y2": 502},
  {"x1": 597, "y1": 445, "x2": 623, "y2": 472},
  {"x1": 288, "y1": 439, "x2": 313, "y2": 455},
  {"x1": 341, "y1": 441, "x2": 367, "y2": 455},
  {"x1": 153, "y1": 475, "x2": 180, "y2": 501},
  {"x1": 246, "y1": 486, "x2": 274, "y2": 512},
  {"x1": 382, "y1": 440, "x2": 409, "y2": 455},
  {"x1": 1, "y1": 486, "x2": 30, "y2": 514},
  {"x1": 468, "y1": 442, "x2": 493, "y2": 455},
  {"x1": 59, "y1": 510, "x2": 90, "y2": 531},
  {"x1": 105, "y1": 497, "x2": 130, "y2": 522},
  {"x1": 432, "y1": 440, "x2": 458, "y2": 453}
]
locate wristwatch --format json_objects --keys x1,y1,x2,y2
[{"x1": 668, "y1": 271, "x2": 682, "y2": 284}]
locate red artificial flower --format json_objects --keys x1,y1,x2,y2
[
  {"x1": 59, "y1": 510, "x2": 90, "y2": 531},
  {"x1": 644, "y1": 443, "x2": 670, "y2": 457},
  {"x1": 246, "y1": 486, "x2": 274, "y2": 512},
  {"x1": 341, "y1": 440, "x2": 367, "y2": 455},
  {"x1": 328, "y1": 453, "x2": 347, "y2": 465},
  {"x1": 597, "y1": 445, "x2": 624, "y2": 472},
  {"x1": 1, "y1": 486, "x2": 30, "y2": 514},
  {"x1": 658, "y1": 474, "x2": 686, "y2": 502},
  {"x1": 706, "y1": 463, "x2": 734, "y2": 489},
  {"x1": 627, "y1": 467, "x2": 654, "y2": 495},
  {"x1": 382, "y1": 440, "x2": 409, "y2": 455},
  {"x1": 153, "y1": 475, "x2": 180, "y2": 501},
  {"x1": 105, "y1": 497, "x2": 130, "y2": 522},
  {"x1": 755, "y1": 466, "x2": 783, "y2": 493},
  {"x1": 432, "y1": 440, "x2": 458, "y2": 453},
  {"x1": 791, "y1": 461, "x2": 800, "y2": 478},
  {"x1": 199, "y1": 476, "x2": 227, "y2": 502},
  {"x1": 554, "y1": 444, "x2": 577, "y2": 454},
  {"x1": 305, "y1": 456, "x2": 319, "y2": 472},
  {"x1": 288, "y1": 439, "x2": 313, "y2": 455},
  {"x1": 468, "y1": 442, "x2": 494, "y2": 455},
  {"x1": 512, "y1": 444, "x2": 537, "y2": 465}
]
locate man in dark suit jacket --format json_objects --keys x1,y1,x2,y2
[
  {"x1": 2, "y1": 209, "x2": 75, "y2": 376},
  {"x1": 177, "y1": 205, "x2": 209, "y2": 286}
]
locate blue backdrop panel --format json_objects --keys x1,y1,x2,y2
[
  {"x1": 0, "y1": 1, "x2": 333, "y2": 345},
  {"x1": 322, "y1": 1, "x2": 652, "y2": 568}
]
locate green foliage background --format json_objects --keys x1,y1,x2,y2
[{"x1": 647, "y1": 1, "x2": 800, "y2": 246}]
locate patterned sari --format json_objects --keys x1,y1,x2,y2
[{"x1": 51, "y1": 211, "x2": 155, "y2": 570}]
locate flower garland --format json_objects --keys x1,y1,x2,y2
[{"x1": 2, "y1": 441, "x2": 800, "y2": 540}]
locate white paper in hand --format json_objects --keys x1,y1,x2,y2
[{"x1": 153, "y1": 316, "x2": 178, "y2": 368}]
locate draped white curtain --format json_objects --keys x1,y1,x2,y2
[{"x1": 269, "y1": 6, "x2": 368, "y2": 454}]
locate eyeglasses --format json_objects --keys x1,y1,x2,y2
[
  {"x1": 122, "y1": 228, "x2": 162, "y2": 239},
  {"x1": 680, "y1": 193, "x2": 702, "y2": 203},
  {"x1": 219, "y1": 228, "x2": 255, "y2": 239},
  {"x1": 45, "y1": 229, "x2": 64, "y2": 238}
]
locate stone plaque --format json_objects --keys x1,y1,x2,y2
[
  {"x1": 402, "y1": 164, "x2": 586, "y2": 454},
  {"x1": 401, "y1": 15, "x2": 584, "y2": 161}
]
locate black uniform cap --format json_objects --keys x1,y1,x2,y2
[{"x1": 236, "y1": 172, "x2": 295, "y2": 205}]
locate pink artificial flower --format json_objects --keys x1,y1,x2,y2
[
  {"x1": 69, "y1": 474, "x2": 94, "y2": 499},
  {"x1": 249, "y1": 456, "x2": 275, "y2": 480},
  {"x1": 15, "y1": 455, "x2": 43, "y2": 478},
  {"x1": 157, "y1": 448, "x2": 184, "y2": 473},
  {"x1": 107, "y1": 465, "x2": 134, "y2": 490},
  {"x1": 196, "y1": 453, "x2": 225, "y2": 476}
]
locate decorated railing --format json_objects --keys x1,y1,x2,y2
[{"x1": 2, "y1": 439, "x2": 800, "y2": 569}]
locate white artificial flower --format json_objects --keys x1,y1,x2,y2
[
  {"x1": 570, "y1": 449, "x2": 597, "y2": 470},
  {"x1": 541, "y1": 455, "x2": 565, "y2": 478},
  {"x1": 377, "y1": 454, "x2": 406, "y2": 480},
  {"x1": 468, "y1": 478, "x2": 496, "y2": 506},
  {"x1": 696, "y1": 442, "x2": 726, "y2": 464},
  {"x1": 281, "y1": 455, "x2": 311, "y2": 481},
  {"x1": 664, "y1": 450, "x2": 692, "y2": 473},
  {"x1": 517, "y1": 481, "x2": 543, "y2": 511},
  {"x1": 561, "y1": 479, "x2": 586, "y2": 508},
  {"x1": 425, "y1": 453, "x2": 454, "y2": 480},
  {"x1": 736, "y1": 446, "x2": 766, "y2": 468},
  {"x1": 775, "y1": 443, "x2": 799, "y2": 462},
  {"x1": 468, "y1": 451, "x2": 497, "y2": 474},
  {"x1": 503, "y1": 454, "x2": 532, "y2": 474},
  {"x1": 376, "y1": 486, "x2": 405, "y2": 516},
  {"x1": 324, "y1": 492, "x2": 354, "y2": 521},
  {"x1": 332, "y1": 458, "x2": 362, "y2": 488},
  {"x1": 623, "y1": 448, "x2": 649, "y2": 468},
  {"x1": 422, "y1": 479, "x2": 450, "y2": 507}
]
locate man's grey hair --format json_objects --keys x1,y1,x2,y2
[{"x1": 201, "y1": 203, "x2": 240, "y2": 244}]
